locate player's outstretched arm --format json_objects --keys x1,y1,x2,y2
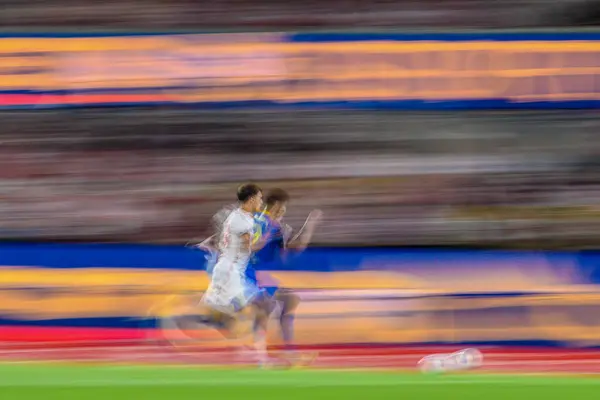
[
  {"x1": 287, "y1": 209, "x2": 322, "y2": 252},
  {"x1": 194, "y1": 235, "x2": 216, "y2": 251}
]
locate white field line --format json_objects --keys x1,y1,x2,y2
[
  {"x1": 4, "y1": 348, "x2": 600, "y2": 363},
  {"x1": 2, "y1": 358, "x2": 600, "y2": 371},
  {"x1": 2, "y1": 347, "x2": 600, "y2": 373},
  {"x1": 2, "y1": 345, "x2": 600, "y2": 358},
  {"x1": 0, "y1": 375, "x2": 598, "y2": 387}
]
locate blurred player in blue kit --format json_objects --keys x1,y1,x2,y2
[{"x1": 249, "y1": 188, "x2": 322, "y2": 365}]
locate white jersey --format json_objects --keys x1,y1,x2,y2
[
  {"x1": 211, "y1": 204, "x2": 237, "y2": 238},
  {"x1": 203, "y1": 207, "x2": 260, "y2": 314},
  {"x1": 201, "y1": 204, "x2": 244, "y2": 276},
  {"x1": 217, "y1": 207, "x2": 254, "y2": 268}
]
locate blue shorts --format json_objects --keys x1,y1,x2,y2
[{"x1": 245, "y1": 265, "x2": 279, "y2": 298}]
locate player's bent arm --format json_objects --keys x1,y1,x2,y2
[
  {"x1": 240, "y1": 232, "x2": 263, "y2": 252},
  {"x1": 286, "y1": 227, "x2": 315, "y2": 251},
  {"x1": 287, "y1": 210, "x2": 322, "y2": 252},
  {"x1": 249, "y1": 232, "x2": 270, "y2": 252},
  {"x1": 241, "y1": 232, "x2": 267, "y2": 252},
  {"x1": 240, "y1": 233, "x2": 251, "y2": 252}
]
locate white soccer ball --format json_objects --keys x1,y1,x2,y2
[
  {"x1": 418, "y1": 349, "x2": 483, "y2": 374},
  {"x1": 417, "y1": 354, "x2": 447, "y2": 374},
  {"x1": 452, "y1": 348, "x2": 484, "y2": 370}
]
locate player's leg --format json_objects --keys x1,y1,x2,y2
[
  {"x1": 251, "y1": 287, "x2": 278, "y2": 336},
  {"x1": 200, "y1": 270, "x2": 257, "y2": 341},
  {"x1": 240, "y1": 266, "x2": 283, "y2": 367},
  {"x1": 275, "y1": 289, "x2": 299, "y2": 349},
  {"x1": 274, "y1": 288, "x2": 317, "y2": 365},
  {"x1": 157, "y1": 290, "x2": 241, "y2": 349},
  {"x1": 248, "y1": 293, "x2": 272, "y2": 366},
  {"x1": 172, "y1": 304, "x2": 237, "y2": 338},
  {"x1": 198, "y1": 247, "x2": 241, "y2": 337},
  {"x1": 165, "y1": 239, "x2": 236, "y2": 338},
  {"x1": 243, "y1": 266, "x2": 275, "y2": 366},
  {"x1": 161, "y1": 263, "x2": 247, "y2": 347}
]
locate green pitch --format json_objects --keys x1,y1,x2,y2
[{"x1": 0, "y1": 363, "x2": 597, "y2": 400}]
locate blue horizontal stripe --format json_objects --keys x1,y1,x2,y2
[
  {"x1": 408, "y1": 340, "x2": 577, "y2": 347},
  {"x1": 0, "y1": 242, "x2": 206, "y2": 270},
  {"x1": 303, "y1": 291, "x2": 574, "y2": 301},
  {"x1": 0, "y1": 317, "x2": 153, "y2": 328},
  {"x1": 0, "y1": 99, "x2": 599, "y2": 111},
  {"x1": 289, "y1": 32, "x2": 600, "y2": 42},
  {"x1": 0, "y1": 242, "x2": 580, "y2": 271},
  {"x1": 302, "y1": 340, "x2": 594, "y2": 347}
]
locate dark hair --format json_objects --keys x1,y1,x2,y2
[
  {"x1": 265, "y1": 188, "x2": 290, "y2": 206},
  {"x1": 237, "y1": 183, "x2": 262, "y2": 203}
]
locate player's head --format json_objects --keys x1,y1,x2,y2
[
  {"x1": 237, "y1": 183, "x2": 263, "y2": 212},
  {"x1": 265, "y1": 188, "x2": 289, "y2": 220}
]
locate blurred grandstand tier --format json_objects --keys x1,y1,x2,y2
[
  {"x1": 0, "y1": 0, "x2": 598, "y2": 28},
  {"x1": 547, "y1": 0, "x2": 600, "y2": 26},
  {"x1": 0, "y1": 109, "x2": 599, "y2": 247}
]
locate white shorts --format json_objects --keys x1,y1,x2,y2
[{"x1": 202, "y1": 259, "x2": 260, "y2": 315}]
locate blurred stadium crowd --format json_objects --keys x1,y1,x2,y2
[
  {"x1": 0, "y1": 0, "x2": 598, "y2": 28},
  {"x1": 0, "y1": 109, "x2": 598, "y2": 247},
  {"x1": 0, "y1": 0, "x2": 598, "y2": 248}
]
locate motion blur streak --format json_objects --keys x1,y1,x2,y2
[{"x1": 0, "y1": 2, "x2": 600, "y2": 392}]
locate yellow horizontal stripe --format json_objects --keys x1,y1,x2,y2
[
  {"x1": 0, "y1": 289, "x2": 599, "y2": 320},
  {"x1": 0, "y1": 39, "x2": 597, "y2": 52},
  {"x1": 0, "y1": 268, "x2": 420, "y2": 291},
  {"x1": 0, "y1": 37, "x2": 596, "y2": 102},
  {"x1": 0, "y1": 268, "x2": 208, "y2": 291}
]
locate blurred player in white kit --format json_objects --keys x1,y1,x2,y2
[
  {"x1": 199, "y1": 188, "x2": 322, "y2": 367},
  {"x1": 200, "y1": 183, "x2": 273, "y2": 365},
  {"x1": 202, "y1": 183, "x2": 266, "y2": 315}
]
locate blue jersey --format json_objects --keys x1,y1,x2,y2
[
  {"x1": 252, "y1": 212, "x2": 285, "y2": 266},
  {"x1": 246, "y1": 212, "x2": 285, "y2": 296}
]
